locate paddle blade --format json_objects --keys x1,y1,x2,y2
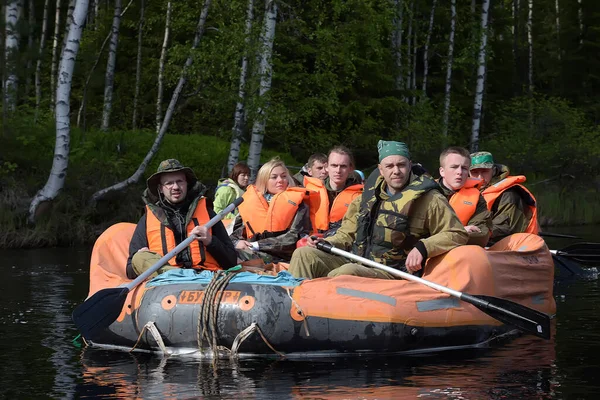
[
  {"x1": 557, "y1": 242, "x2": 600, "y2": 266},
  {"x1": 461, "y1": 294, "x2": 551, "y2": 340},
  {"x1": 72, "y1": 287, "x2": 129, "y2": 340}
]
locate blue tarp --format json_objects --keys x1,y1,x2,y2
[{"x1": 146, "y1": 268, "x2": 304, "y2": 288}]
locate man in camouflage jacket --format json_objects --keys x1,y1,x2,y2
[{"x1": 288, "y1": 141, "x2": 468, "y2": 279}]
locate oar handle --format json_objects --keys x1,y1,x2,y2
[
  {"x1": 315, "y1": 241, "x2": 463, "y2": 298},
  {"x1": 125, "y1": 197, "x2": 244, "y2": 290}
]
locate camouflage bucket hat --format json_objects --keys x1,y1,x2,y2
[
  {"x1": 470, "y1": 151, "x2": 494, "y2": 170},
  {"x1": 147, "y1": 159, "x2": 198, "y2": 196}
]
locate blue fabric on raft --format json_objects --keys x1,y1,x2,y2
[{"x1": 146, "y1": 268, "x2": 304, "y2": 288}]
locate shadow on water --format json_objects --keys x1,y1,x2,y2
[{"x1": 75, "y1": 334, "x2": 558, "y2": 399}]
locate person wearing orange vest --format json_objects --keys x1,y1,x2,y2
[
  {"x1": 470, "y1": 151, "x2": 540, "y2": 242},
  {"x1": 438, "y1": 147, "x2": 492, "y2": 247},
  {"x1": 232, "y1": 157, "x2": 312, "y2": 262},
  {"x1": 126, "y1": 159, "x2": 237, "y2": 279},
  {"x1": 292, "y1": 153, "x2": 328, "y2": 186},
  {"x1": 304, "y1": 145, "x2": 363, "y2": 237}
]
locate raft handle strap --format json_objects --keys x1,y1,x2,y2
[
  {"x1": 130, "y1": 321, "x2": 170, "y2": 356},
  {"x1": 285, "y1": 287, "x2": 310, "y2": 337}
]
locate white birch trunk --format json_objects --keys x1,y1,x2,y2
[
  {"x1": 25, "y1": 0, "x2": 35, "y2": 97},
  {"x1": 246, "y1": 0, "x2": 278, "y2": 179},
  {"x1": 61, "y1": 0, "x2": 76, "y2": 56},
  {"x1": 578, "y1": 0, "x2": 583, "y2": 45},
  {"x1": 471, "y1": 0, "x2": 476, "y2": 14},
  {"x1": 29, "y1": 0, "x2": 90, "y2": 223},
  {"x1": 392, "y1": 0, "x2": 404, "y2": 92},
  {"x1": 50, "y1": 0, "x2": 63, "y2": 110},
  {"x1": 100, "y1": 0, "x2": 123, "y2": 131},
  {"x1": 4, "y1": 0, "x2": 23, "y2": 112},
  {"x1": 156, "y1": 1, "x2": 172, "y2": 133},
  {"x1": 442, "y1": 0, "x2": 456, "y2": 138},
  {"x1": 90, "y1": 0, "x2": 212, "y2": 203},
  {"x1": 76, "y1": 0, "x2": 133, "y2": 128},
  {"x1": 132, "y1": 0, "x2": 145, "y2": 130},
  {"x1": 227, "y1": 0, "x2": 255, "y2": 174},
  {"x1": 554, "y1": 0, "x2": 560, "y2": 60},
  {"x1": 35, "y1": 0, "x2": 51, "y2": 121},
  {"x1": 410, "y1": 21, "x2": 417, "y2": 105},
  {"x1": 421, "y1": 0, "x2": 437, "y2": 97},
  {"x1": 512, "y1": 0, "x2": 519, "y2": 89},
  {"x1": 527, "y1": 0, "x2": 533, "y2": 95},
  {"x1": 405, "y1": 0, "x2": 413, "y2": 98},
  {"x1": 470, "y1": 0, "x2": 490, "y2": 152}
]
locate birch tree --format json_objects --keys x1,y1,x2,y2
[
  {"x1": 527, "y1": 0, "x2": 533, "y2": 95},
  {"x1": 25, "y1": 0, "x2": 35, "y2": 97},
  {"x1": 156, "y1": 1, "x2": 172, "y2": 133},
  {"x1": 441, "y1": 0, "x2": 456, "y2": 138},
  {"x1": 131, "y1": 0, "x2": 145, "y2": 130},
  {"x1": 29, "y1": 0, "x2": 90, "y2": 223},
  {"x1": 50, "y1": 0, "x2": 63, "y2": 110},
  {"x1": 100, "y1": 0, "x2": 123, "y2": 131},
  {"x1": 61, "y1": 0, "x2": 76, "y2": 56},
  {"x1": 421, "y1": 0, "x2": 436, "y2": 97},
  {"x1": 90, "y1": 0, "x2": 213, "y2": 203},
  {"x1": 578, "y1": 0, "x2": 583, "y2": 45},
  {"x1": 227, "y1": 0, "x2": 254, "y2": 174},
  {"x1": 404, "y1": 0, "x2": 414, "y2": 100},
  {"x1": 410, "y1": 17, "x2": 417, "y2": 105},
  {"x1": 34, "y1": 0, "x2": 50, "y2": 121},
  {"x1": 392, "y1": 0, "x2": 404, "y2": 93},
  {"x1": 470, "y1": 0, "x2": 491, "y2": 152},
  {"x1": 246, "y1": 0, "x2": 278, "y2": 179},
  {"x1": 4, "y1": 0, "x2": 23, "y2": 112},
  {"x1": 554, "y1": 0, "x2": 560, "y2": 61},
  {"x1": 512, "y1": 0, "x2": 519, "y2": 93}
]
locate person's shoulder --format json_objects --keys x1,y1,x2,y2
[{"x1": 499, "y1": 187, "x2": 523, "y2": 203}]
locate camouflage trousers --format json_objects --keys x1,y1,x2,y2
[
  {"x1": 287, "y1": 246, "x2": 396, "y2": 280},
  {"x1": 131, "y1": 251, "x2": 178, "y2": 279}
]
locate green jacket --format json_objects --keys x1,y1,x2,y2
[
  {"x1": 327, "y1": 171, "x2": 468, "y2": 271},
  {"x1": 213, "y1": 178, "x2": 245, "y2": 219},
  {"x1": 484, "y1": 164, "x2": 533, "y2": 241},
  {"x1": 438, "y1": 179, "x2": 492, "y2": 247}
]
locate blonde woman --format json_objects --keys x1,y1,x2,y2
[{"x1": 232, "y1": 158, "x2": 312, "y2": 262}]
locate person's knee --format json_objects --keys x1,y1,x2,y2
[
  {"x1": 288, "y1": 247, "x2": 323, "y2": 278},
  {"x1": 131, "y1": 251, "x2": 160, "y2": 275},
  {"x1": 327, "y1": 263, "x2": 363, "y2": 278}
]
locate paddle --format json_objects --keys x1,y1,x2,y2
[
  {"x1": 551, "y1": 242, "x2": 600, "y2": 266},
  {"x1": 72, "y1": 197, "x2": 243, "y2": 340},
  {"x1": 315, "y1": 241, "x2": 551, "y2": 340},
  {"x1": 539, "y1": 231, "x2": 581, "y2": 239}
]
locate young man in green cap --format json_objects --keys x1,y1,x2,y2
[
  {"x1": 470, "y1": 151, "x2": 539, "y2": 242},
  {"x1": 438, "y1": 146, "x2": 492, "y2": 247},
  {"x1": 288, "y1": 141, "x2": 468, "y2": 279},
  {"x1": 126, "y1": 159, "x2": 237, "y2": 279}
]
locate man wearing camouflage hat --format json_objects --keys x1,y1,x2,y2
[
  {"x1": 288, "y1": 140, "x2": 468, "y2": 279},
  {"x1": 470, "y1": 151, "x2": 539, "y2": 242},
  {"x1": 126, "y1": 159, "x2": 237, "y2": 279}
]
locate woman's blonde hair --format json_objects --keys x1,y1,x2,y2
[{"x1": 254, "y1": 157, "x2": 296, "y2": 194}]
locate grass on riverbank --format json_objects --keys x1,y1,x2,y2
[{"x1": 0, "y1": 119, "x2": 298, "y2": 248}]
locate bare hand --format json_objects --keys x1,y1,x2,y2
[
  {"x1": 464, "y1": 225, "x2": 481, "y2": 233},
  {"x1": 136, "y1": 246, "x2": 150, "y2": 253},
  {"x1": 235, "y1": 240, "x2": 253, "y2": 250},
  {"x1": 191, "y1": 225, "x2": 212, "y2": 245},
  {"x1": 306, "y1": 235, "x2": 321, "y2": 248},
  {"x1": 405, "y1": 248, "x2": 424, "y2": 273}
]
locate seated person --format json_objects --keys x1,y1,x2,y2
[
  {"x1": 470, "y1": 151, "x2": 539, "y2": 242},
  {"x1": 292, "y1": 153, "x2": 328, "y2": 186},
  {"x1": 126, "y1": 159, "x2": 237, "y2": 279},
  {"x1": 303, "y1": 146, "x2": 363, "y2": 237},
  {"x1": 232, "y1": 158, "x2": 312, "y2": 262},
  {"x1": 214, "y1": 162, "x2": 250, "y2": 234},
  {"x1": 438, "y1": 146, "x2": 492, "y2": 247},
  {"x1": 288, "y1": 141, "x2": 468, "y2": 279}
]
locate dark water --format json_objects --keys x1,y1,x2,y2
[{"x1": 1, "y1": 227, "x2": 598, "y2": 399}]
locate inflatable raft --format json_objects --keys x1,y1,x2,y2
[{"x1": 81, "y1": 223, "x2": 555, "y2": 357}]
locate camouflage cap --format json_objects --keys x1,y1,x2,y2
[
  {"x1": 470, "y1": 151, "x2": 494, "y2": 170},
  {"x1": 146, "y1": 159, "x2": 198, "y2": 196}
]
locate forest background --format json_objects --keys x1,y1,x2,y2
[{"x1": 1, "y1": 0, "x2": 599, "y2": 248}]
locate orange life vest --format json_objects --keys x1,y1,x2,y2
[
  {"x1": 145, "y1": 198, "x2": 221, "y2": 271},
  {"x1": 304, "y1": 176, "x2": 363, "y2": 233},
  {"x1": 238, "y1": 185, "x2": 309, "y2": 239},
  {"x1": 482, "y1": 175, "x2": 539, "y2": 234},
  {"x1": 449, "y1": 178, "x2": 483, "y2": 226}
]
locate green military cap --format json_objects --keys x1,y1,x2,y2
[
  {"x1": 470, "y1": 151, "x2": 494, "y2": 170},
  {"x1": 147, "y1": 159, "x2": 198, "y2": 196},
  {"x1": 377, "y1": 140, "x2": 411, "y2": 162}
]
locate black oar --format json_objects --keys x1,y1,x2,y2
[
  {"x1": 551, "y1": 242, "x2": 600, "y2": 266},
  {"x1": 72, "y1": 197, "x2": 243, "y2": 340},
  {"x1": 538, "y1": 231, "x2": 581, "y2": 239},
  {"x1": 315, "y1": 241, "x2": 551, "y2": 340}
]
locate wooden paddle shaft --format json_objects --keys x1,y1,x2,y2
[
  {"x1": 125, "y1": 197, "x2": 243, "y2": 291},
  {"x1": 317, "y1": 242, "x2": 463, "y2": 299}
]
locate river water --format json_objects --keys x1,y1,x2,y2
[{"x1": 0, "y1": 227, "x2": 598, "y2": 399}]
